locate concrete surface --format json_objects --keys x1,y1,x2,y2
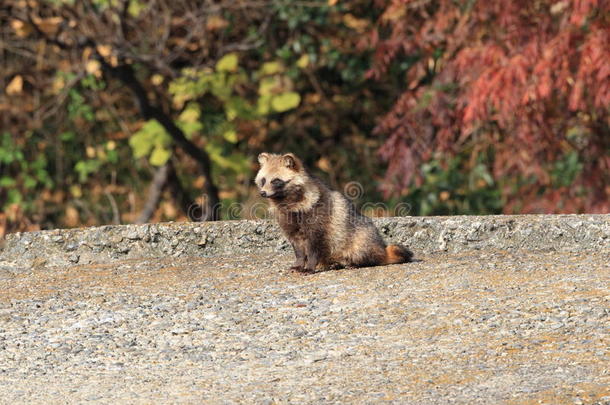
[
  {"x1": 0, "y1": 215, "x2": 609, "y2": 404},
  {"x1": 0, "y1": 249, "x2": 609, "y2": 404}
]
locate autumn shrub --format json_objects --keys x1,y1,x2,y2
[{"x1": 366, "y1": 0, "x2": 609, "y2": 213}]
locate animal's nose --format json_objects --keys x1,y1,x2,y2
[{"x1": 260, "y1": 191, "x2": 267, "y2": 198}]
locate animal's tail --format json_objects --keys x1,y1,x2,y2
[{"x1": 383, "y1": 244, "x2": 413, "y2": 265}]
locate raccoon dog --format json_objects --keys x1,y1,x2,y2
[{"x1": 255, "y1": 153, "x2": 413, "y2": 273}]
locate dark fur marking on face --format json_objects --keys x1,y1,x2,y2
[{"x1": 274, "y1": 185, "x2": 304, "y2": 205}]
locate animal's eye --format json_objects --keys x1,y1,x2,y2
[
  {"x1": 260, "y1": 178, "x2": 266, "y2": 186},
  {"x1": 271, "y1": 178, "x2": 285, "y2": 187}
]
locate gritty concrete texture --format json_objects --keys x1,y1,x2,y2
[
  {"x1": 1, "y1": 215, "x2": 609, "y2": 269},
  {"x1": 0, "y1": 250, "x2": 609, "y2": 404},
  {"x1": 1, "y1": 215, "x2": 609, "y2": 404}
]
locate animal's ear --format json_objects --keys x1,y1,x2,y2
[
  {"x1": 282, "y1": 153, "x2": 300, "y2": 170},
  {"x1": 258, "y1": 153, "x2": 270, "y2": 165}
]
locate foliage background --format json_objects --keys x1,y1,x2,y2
[{"x1": 1, "y1": 0, "x2": 608, "y2": 236}]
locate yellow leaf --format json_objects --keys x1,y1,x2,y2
[
  {"x1": 10, "y1": 19, "x2": 32, "y2": 38},
  {"x1": 317, "y1": 157, "x2": 332, "y2": 172},
  {"x1": 52, "y1": 76, "x2": 65, "y2": 94},
  {"x1": 32, "y1": 16, "x2": 62, "y2": 35},
  {"x1": 151, "y1": 74, "x2": 164, "y2": 86},
  {"x1": 128, "y1": 0, "x2": 146, "y2": 17},
  {"x1": 70, "y1": 185, "x2": 83, "y2": 198},
  {"x1": 343, "y1": 14, "x2": 369, "y2": 32},
  {"x1": 64, "y1": 205, "x2": 80, "y2": 227},
  {"x1": 161, "y1": 201, "x2": 177, "y2": 219},
  {"x1": 271, "y1": 92, "x2": 301, "y2": 112},
  {"x1": 305, "y1": 93, "x2": 321, "y2": 104},
  {"x1": 178, "y1": 104, "x2": 200, "y2": 123},
  {"x1": 258, "y1": 77, "x2": 281, "y2": 96},
  {"x1": 296, "y1": 54, "x2": 309, "y2": 69},
  {"x1": 96, "y1": 147, "x2": 107, "y2": 161},
  {"x1": 193, "y1": 176, "x2": 205, "y2": 188},
  {"x1": 206, "y1": 15, "x2": 228, "y2": 31},
  {"x1": 85, "y1": 60, "x2": 102, "y2": 76},
  {"x1": 382, "y1": 4, "x2": 407, "y2": 22},
  {"x1": 6, "y1": 75, "x2": 23, "y2": 95},
  {"x1": 260, "y1": 61, "x2": 284, "y2": 75},
  {"x1": 256, "y1": 95, "x2": 272, "y2": 115},
  {"x1": 216, "y1": 53, "x2": 239, "y2": 72},
  {"x1": 10, "y1": 19, "x2": 24, "y2": 30},
  {"x1": 82, "y1": 47, "x2": 92, "y2": 62},
  {"x1": 550, "y1": 1, "x2": 569, "y2": 14},
  {"x1": 328, "y1": 0, "x2": 338, "y2": 5},
  {"x1": 96, "y1": 44, "x2": 112, "y2": 58},
  {"x1": 149, "y1": 146, "x2": 171, "y2": 166}
]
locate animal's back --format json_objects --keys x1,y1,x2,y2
[{"x1": 322, "y1": 190, "x2": 386, "y2": 267}]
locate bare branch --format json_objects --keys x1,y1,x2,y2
[{"x1": 136, "y1": 163, "x2": 170, "y2": 224}]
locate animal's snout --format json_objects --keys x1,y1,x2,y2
[{"x1": 260, "y1": 191, "x2": 267, "y2": 198}]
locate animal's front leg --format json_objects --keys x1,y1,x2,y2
[
  {"x1": 290, "y1": 241, "x2": 306, "y2": 271},
  {"x1": 303, "y1": 242, "x2": 320, "y2": 273}
]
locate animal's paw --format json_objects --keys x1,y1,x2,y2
[{"x1": 289, "y1": 265, "x2": 315, "y2": 275}]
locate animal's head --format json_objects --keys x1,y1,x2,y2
[{"x1": 255, "y1": 153, "x2": 304, "y2": 200}]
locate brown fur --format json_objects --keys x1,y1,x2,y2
[{"x1": 255, "y1": 153, "x2": 413, "y2": 273}]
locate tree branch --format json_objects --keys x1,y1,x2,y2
[
  {"x1": 166, "y1": 161, "x2": 200, "y2": 220},
  {"x1": 135, "y1": 163, "x2": 170, "y2": 224},
  {"x1": 98, "y1": 61, "x2": 220, "y2": 220},
  {"x1": 23, "y1": 4, "x2": 221, "y2": 220}
]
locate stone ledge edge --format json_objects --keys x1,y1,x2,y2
[{"x1": 1, "y1": 215, "x2": 608, "y2": 270}]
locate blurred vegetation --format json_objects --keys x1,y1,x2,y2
[{"x1": 0, "y1": 0, "x2": 608, "y2": 236}]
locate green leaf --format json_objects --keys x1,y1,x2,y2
[
  {"x1": 256, "y1": 94, "x2": 273, "y2": 115},
  {"x1": 225, "y1": 97, "x2": 256, "y2": 120},
  {"x1": 60, "y1": 131, "x2": 75, "y2": 141},
  {"x1": 74, "y1": 160, "x2": 101, "y2": 183},
  {"x1": 223, "y1": 129, "x2": 238, "y2": 143},
  {"x1": 128, "y1": 0, "x2": 146, "y2": 16},
  {"x1": 129, "y1": 131, "x2": 155, "y2": 159},
  {"x1": 6, "y1": 189, "x2": 22, "y2": 205},
  {"x1": 169, "y1": 69, "x2": 215, "y2": 107},
  {"x1": 149, "y1": 145, "x2": 171, "y2": 166},
  {"x1": 24, "y1": 175, "x2": 37, "y2": 189},
  {"x1": 107, "y1": 149, "x2": 119, "y2": 164},
  {"x1": 129, "y1": 120, "x2": 172, "y2": 159},
  {"x1": 0, "y1": 176, "x2": 16, "y2": 187},
  {"x1": 209, "y1": 74, "x2": 232, "y2": 100},
  {"x1": 216, "y1": 53, "x2": 239, "y2": 72},
  {"x1": 205, "y1": 143, "x2": 249, "y2": 172},
  {"x1": 178, "y1": 103, "x2": 200, "y2": 123},
  {"x1": 178, "y1": 103, "x2": 203, "y2": 137},
  {"x1": 271, "y1": 92, "x2": 301, "y2": 112}
]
